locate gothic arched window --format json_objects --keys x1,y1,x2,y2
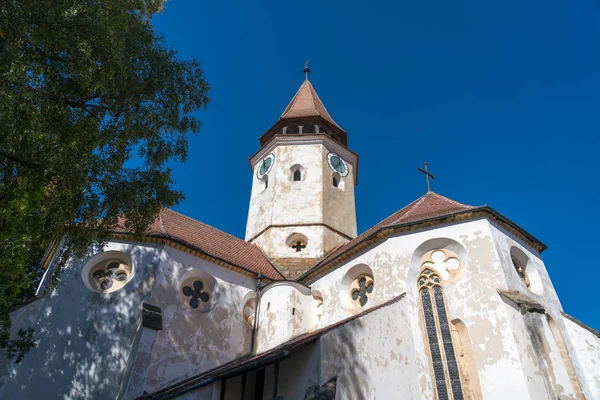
[
  {"x1": 418, "y1": 268, "x2": 465, "y2": 400},
  {"x1": 293, "y1": 170, "x2": 301, "y2": 181}
]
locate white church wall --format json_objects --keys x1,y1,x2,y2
[
  {"x1": 562, "y1": 316, "x2": 600, "y2": 399},
  {"x1": 1, "y1": 240, "x2": 164, "y2": 400},
  {"x1": 255, "y1": 282, "x2": 320, "y2": 353},
  {"x1": 489, "y1": 222, "x2": 585, "y2": 398},
  {"x1": 246, "y1": 138, "x2": 357, "y2": 262},
  {"x1": 246, "y1": 143, "x2": 324, "y2": 244},
  {"x1": 1, "y1": 239, "x2": 259, "y2": 399},
  {"x1": 319, "y1": 296, "x2": 423, "y2": 399},
  {"x1": 143, "y1": 245, "x2": 257, "y2": 393},
  {"x1": 488, "y1": 222, "x2": 562, "y2": 315},
  {"x1": 308, "y1": 218, "x2": 562, "y2": 399}
]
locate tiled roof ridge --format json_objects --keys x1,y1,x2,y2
[
  {"x1": 432, "y1": 191, "x2": 477, "y2": 210},
  {"x1": 307, "y1": 82, "x2": 321, "y2": 117},
  {"x1": 359, "y1": 193, "x2": 428, "y2": 234},
  {"x1": 389, "y1": 192, "x2": 430, "y2": 223},
  {"x1": 300, "y1": 192, "x2": 478, "y2": 278}
]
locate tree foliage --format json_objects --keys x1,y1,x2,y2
[{"x1": 0, "y1": 0, "x2": 209, "y2": 361}]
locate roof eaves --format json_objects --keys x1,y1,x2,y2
[
  {"x1": 142, "y1": 292, "x2": 406, "y2": 399},
  {"x1": 112, "y1": 232, "x2": 284, "y2": 281},
  {"x1": 298, "y1": 206, "x2": 546, "y2": 283}
]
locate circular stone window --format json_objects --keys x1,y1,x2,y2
[
  {"x1": 82, "y1": 251, "x2": 134, "y2": 293},
  {"x1": 340, "y1": 264, "x2": 375, "y2": 311},
  {"x1": 178, "y1": 270, "x2": 219, "y2": 313}
]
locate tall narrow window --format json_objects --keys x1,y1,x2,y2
[
  {"x1": 293, "y1": 170, "x2": 301, "y2": 181},
  {"x1": 263, "y1": 174, "x2": 268, "y2": 189},
  {"x1": 419, "y1": 268, "x2": 465, "y2": 400},
  {"x1": 332, "y1": 173, "x2": 340, "y2": 188}
]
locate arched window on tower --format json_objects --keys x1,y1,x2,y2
[
  {"x1": 418, "y1": 268, "x2": 466, "y2": 399},
  {"x1": 332, "y1": 174, "x2": 339, "y2": 187},
  {"x1": 262, "y1": 174, "x2": 268, "y2": 190},
  {"x1": 290, "y1": 164, "x2": 304, "y2": 182}
]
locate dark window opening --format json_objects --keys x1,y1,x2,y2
[
  {"x1": 293, "y1": 170, "x2": 301, "y2": 181},
  {"x1": 254, "y1": 369, "x2": 265, "y2": 400},
  {"x1": 333, "y1": 176, "x2": 339, "y2": 187}
]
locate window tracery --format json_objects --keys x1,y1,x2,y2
[
  {"x1": 91, "y1": 259, "x2": 129, "y2": 291},
  {"x1": 419, "y1": 268, "x2": 465, "y2": 400},
  {"x1": 181, "y1": 280, "x2": 210, "y2": 309},
  {"x1": 350, "y1": 275, "x2": 374, "y2": 307},
  {"x1": 291, "y1": 240, "x2": 306, "y2": 252},
  {"x1": 85, "y1": 255, "x2": 133, "y2": 293},
  {"x1": 421, "y1": 249, "x2": 461, "y2": 281}
]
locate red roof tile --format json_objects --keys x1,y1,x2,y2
[
  {"x1": 118, "y1": 209, "x2": 284, "y2": 280},
  {"x1": 280, "y1": 79, "x2": 342, "y2": 130},
  {"x1": 309, "y1": 192, "x2": 476, "y2": 272}
]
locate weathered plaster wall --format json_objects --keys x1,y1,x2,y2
[
  {"x1": 1, "y1": 241, "x2": 162, "y2": 400},
  {"x1": 563, "y1": 316, "x2": 600, "y2": 399},
  {"x1": 245, "y1": 138, "x2": 357, "y2": 260},
  {"x1": 319, "y1": 297, "x2": 422, "y2": 399},
  {"x1": 321, "y1": 142, "x2": 357, "y2": 238},
  {"x1": 1, "y1": 240, "x2": 258, "y2": 399},
  {"x1": 255, "y1": 282, "x2": 321, "y2": 353},
  {"x1": 305, "y1": 218, "x2": 574, "y2": 399},
  {"x1": 143, "y1": 246, "x2": 256, "y2": 393}
]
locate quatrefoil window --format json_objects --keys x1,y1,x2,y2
[
  {"x1": 421, "y1": 249, "x2": 461, "y2": 281},
  {"x1": 182, "y1": 280, "x2": 210, "y2": 309},
  {"x1": 90, "y1": 259, "x2": 130, "y2": 291},
  {"x1": 350, "y1": 275, "x2": 374, "y2": 307}
]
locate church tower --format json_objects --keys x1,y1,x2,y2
[{"x1": 245, "y1": 68, "x2": 358, "y2": 279}]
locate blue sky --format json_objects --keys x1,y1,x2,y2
[{"x1": 153, "y1": 1, "x2": 600, "y2": 329}]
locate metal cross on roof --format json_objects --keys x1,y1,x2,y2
[{"x1": 418, "y1": 162, "x2": 436, "y2": 193}]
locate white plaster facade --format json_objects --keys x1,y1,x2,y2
[
  {"x1": 246, "y1": 136, "x2": 358, "y2": 264},
  {"x1": 1, "y1": 77, "x2": 599, "y2": 400}
]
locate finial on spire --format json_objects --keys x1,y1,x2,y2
[{"x1": 303, "y1": 59, "x2": 310, "y2": 80}]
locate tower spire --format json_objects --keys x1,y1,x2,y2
[{"x1": 303, "y1": 59, "x2": 310, "y2": 80}]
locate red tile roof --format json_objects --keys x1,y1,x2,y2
[
  {"x1": 118, "y1": 209, "x2": 284, "y2": 280},
  {"x1": 308, "y1": 192, "x2": 476, "y2": 274},
  {"x1": 280, "y1": 79, "x2": 343, "y2": 130}
]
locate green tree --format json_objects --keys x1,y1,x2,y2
[{"x1": 0, "y1": 0, "x2": 210, "y2": 362}]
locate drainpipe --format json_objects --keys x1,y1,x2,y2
[{"x1": 250, "y1": 273, "x2": 263, "y2": 354}]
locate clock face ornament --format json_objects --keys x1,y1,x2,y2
[
  {"x1": 257, "y1": 153, "x2": 275, "y2": 179},
  {"x1": 327, "y1": 152, "x2": 349, "y2": 176}
]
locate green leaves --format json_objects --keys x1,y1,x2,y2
[{"x1": 0, "y1": 0, "x2": 209, "y2": 362}]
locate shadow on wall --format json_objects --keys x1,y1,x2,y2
[
  {"x1": 319, "y1": 317, "x2": 371, "y2": 400},
  {"x1": 1, "y1": 244, "x2": 168, "y2": 400}
]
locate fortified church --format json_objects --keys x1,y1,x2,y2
[{"x1": 3, "y1": 68, "x2": 600, "y2": 400}]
